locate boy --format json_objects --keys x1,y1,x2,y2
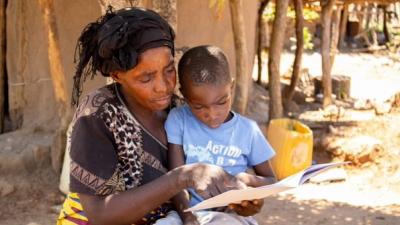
[{"x1": 165, "y1": 45, "x2": 276, "y2": 224}]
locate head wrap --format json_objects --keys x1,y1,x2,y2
[{"x1": 72, "y1": 7, "x2": 175, "y2": 106}]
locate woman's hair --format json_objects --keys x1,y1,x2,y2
[
  {"x1": 178, "y1": 45, "x2": 231, "y2": 91},
  {"x1": 72, "y1": 6, "x2": 175, "y2": 106}
]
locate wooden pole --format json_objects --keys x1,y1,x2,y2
[
  {"x1": 357, "y1": 5, "x2": 366, "y2": 34},
  {"x1": 257, "y1": 0, "x2": 270, "y2": 85},
  {"x1": 383, "y1": 5, "x2": 391, "y2": 43},
  {"x1": 268, "y1": 0, "x2": 290, "y2": 119},
  {"x1": 320, "y1": 0, "x2": 336, "y2": 107},
  {"x1": 377, "y1": 4, "x2": 381, "y2": 28},
  {"x1": 365, "y1": 3, "x2": 373, "y2": 30},
  {"x1": 38, "y1": 0, "x2": 70, "y2": 173},
  {"x1": 229, "y1": 0, "x2": 250, "y2": 115},
  {"x1": 0, "y1": 0, "x2": 5, "y2": 133},
  {"x1": 338, "y1": 3, "x2": 349, "y2": 49},
  {"x1": 150, "y1": 0, "x2": 177, "y2": 32},
  {"x1": 285, "y1": 0, "x2": 304, "y2": 103},
  {"x1": 98, "y1": 0, "x2": 141, "y2": 11},
  {"x1": 330, "y1": 5, "x2": 342, "y2": 71}
]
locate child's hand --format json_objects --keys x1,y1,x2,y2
[
  {"x1": 228, "y1": 199, "x2": 264, "y2": 217},
  {"x1": 235, "y1": 171, "x2": 276, "y2": 187},
  {"x1": 235, "y1": 172, "x2": 251, "y2": 185}
]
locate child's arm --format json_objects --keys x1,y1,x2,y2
[
  {"x1": 236, "y1": 160, "x2": 276, "y2": 187},
  {"x1": 168, "y1": 143, "x2": 199, "y2": 225},
  {"x1": 238, "y1": 122, "x2": 277, "y2": 187}
]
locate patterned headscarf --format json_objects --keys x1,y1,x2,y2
[{"x1": 72, "y1": 7, "x2": 175, "y2": 106}]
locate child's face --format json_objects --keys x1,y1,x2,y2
[{"x1": 184, "y1": 82, "x2": 233, "y2": 129}]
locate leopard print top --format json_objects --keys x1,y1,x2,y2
[{"x1": 69, "y1": 83, "x2": 172, "y2": 224}]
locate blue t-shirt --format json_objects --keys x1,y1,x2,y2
[
  {"x1": 165, "y1": 105, "x2": 275, "y2": 174},
  {"x1": 165, "y1": 105, "x2": 275, "y2": 206}
]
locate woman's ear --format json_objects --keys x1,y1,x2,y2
[{"x1": 110, "y1": 71, "x2": 122, "y2": 83}]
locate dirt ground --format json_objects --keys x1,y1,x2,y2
[
  {"x1": 255, "y1": 109, "x2": 400, "y2": 225},
  {"x1": 1, "y1": 52, "x2": 400, "y2": 225}
]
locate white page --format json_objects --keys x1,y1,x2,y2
[{"x1": 186, "y1": 162, "x2": 347, "y2": 212}]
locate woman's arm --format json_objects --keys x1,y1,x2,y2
[
  {"x1": 79, "y1": 166, "x2": 187, "y2": 225},
  {"x1": 79, "y1": 162, "x2": 238, "y2": 225},
  {"x1": 168, "y1": 143, "x2": 199, "y2": 224}
]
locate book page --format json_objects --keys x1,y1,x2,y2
[
  {"x1": 185, "y1": 183, "x2": 292, "y2": 211},
  {"x1": 185, "y1": 162, "x2": 346, "y2": 212}
]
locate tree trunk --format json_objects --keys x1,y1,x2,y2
[
  {"x1": 0, "y1": 0, "x2": 5, "y2": 133},
  {"x1": 383, "y1": 5, "x2": 391, "y2": 43},
  {"x1": 330, "y1": 6, "x2": 342, "y2": 72},
  {"x1": 256, "y1": 0, "x2": 270, "y2": 85},
  {"x1": 7, "y1": 1, "x2": 25, "y2": 131},
  {"x1": 357, "y1": 5, "x2": 366, "y2": 34},
  {"x1": 365, "y1": 4, "x2": 372, "y2": 30},
  {"x1": 285, "y1": 0, "x2": 304, "y2": 103},
  {"x1": 338, "y1": 3, "x2": 348, "y2": 49},
  {"x1": 97, "y1": 0, "x2": 178, "y2": 82},
  {"x1": 149, "y1": 0, "x2": 177, "y2": 32},
  {"x1": 98, "y1": 0, "x2": 142, "y2": 12},
  {"x1": 377, "y1": 5, "x2": 382, "y2": 28},
  {"x1": 38, "y1": 0, "x2": 69, "y2": 173},
  {"x1": 314, "y1": 75, "x2": 350, "y2": 100},
  {"x1": 229, "y1": 0, "x2": 249, "y2": 115},
  {"x1": 268, "y1": 0, "x2": 289, "y2": 119},
  {"x1": 97, "y1": 0, "x2": 177, "y2": 31},
  {"x1": 320, "y1": 0, "x2": 335, "y2": 107}
]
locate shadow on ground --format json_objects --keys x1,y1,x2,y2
[{"x1": 255, "y1": 196, "x2": 400, "y2": 225}]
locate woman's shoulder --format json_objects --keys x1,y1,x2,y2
[{"x1": 73, "y1": 84, "x2": 119, "y2": 120}]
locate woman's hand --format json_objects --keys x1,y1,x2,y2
[
  {"x1": 182, "y1": 163, "x2": 246, "y2": 199},
  {"x1": 228, "y1": 199, "x2": 264, "y2": 217}
]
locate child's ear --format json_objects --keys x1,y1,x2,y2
[{"x1": 230, "y1": 78, "x2": 235, "y2": 91}]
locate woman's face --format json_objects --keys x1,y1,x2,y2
[{"x1": 112, "y1": 47, "x2": 176, "y2": 112}]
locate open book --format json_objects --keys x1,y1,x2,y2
[{"x1": 185, "y1": 161, "x2": 347, "y2": 212}]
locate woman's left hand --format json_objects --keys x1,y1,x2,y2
[{"x1": 228, "y1": 199, "x2": 264, "y2": 217}]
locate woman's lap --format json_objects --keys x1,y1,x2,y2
[
  {"x1": 154, "y1": 210, "x2": 258, "y2": 225},
  {"x1": 153, "y1": 211, "x2": 182, "y2": 225}
]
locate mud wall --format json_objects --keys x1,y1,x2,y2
[
  {"x1": 6, "y1": 0, "x2": 104, "y2": 131},
  {"x1": 176, "y1": 0, "x2": 258, "y2": 81},
  {"x1": 5, "y1": 0, "x2": 258, "y2": 132}
]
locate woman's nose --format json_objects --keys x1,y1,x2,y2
[{"x1": 154, "y1": 76, "x2": 167, "y2": 93}]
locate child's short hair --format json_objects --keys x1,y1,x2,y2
[{"x1": 178, "y1": 45, "x2": 231, "y2": 90}]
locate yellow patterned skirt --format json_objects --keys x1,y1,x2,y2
[{"x1": 57, "y1": 193, "x2": 91, "y2": 225}]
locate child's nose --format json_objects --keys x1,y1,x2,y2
[{"x1": 205, "y1": 108, "x2": 218, "y2": 119}]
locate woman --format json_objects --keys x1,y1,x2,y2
[{"x1": 57, "y1": 7, "x2": 262, "y2": 225}]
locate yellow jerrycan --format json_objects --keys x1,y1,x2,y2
[{"x1": 267, "y1": 118, "x2": 313, "y2": 180}]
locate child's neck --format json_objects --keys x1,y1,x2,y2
[{"x1": 223, "y1": 111, "x2": 234, "y2": 123}]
